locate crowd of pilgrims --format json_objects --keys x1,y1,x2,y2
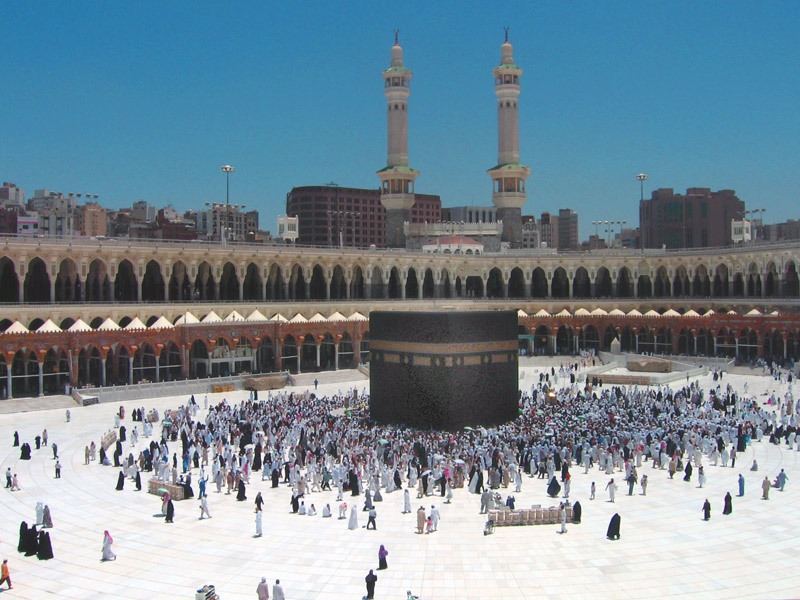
[{"x1": 100, "y1": 361, "x2": 799, "y2": 520}]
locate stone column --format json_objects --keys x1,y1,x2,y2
[
  {"x1": 154, "y1": 355, "x2": 160, "y2": 383},
  {"x1": 334, "y1": 342, "x2": 340, "y2": 370},
  {"x1": 50, "y1": 279, "x2": 56, "y2": 304},
  {"x1": 101, "y1": 357, "x2": 107, "y2": 387}
]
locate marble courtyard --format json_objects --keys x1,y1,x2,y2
[{"x1": 1, "y1": 361, "x2": 799, "y2": 600}]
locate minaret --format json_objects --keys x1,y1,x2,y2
[
  {"x1": 377, "y1": 31, "x2": 419, "y2": 248},
  {"x1": 488, "y1": 29, "x2": 530, "y2": 248}
]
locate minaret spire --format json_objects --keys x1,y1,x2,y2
[
  {"x1": 488, "y1": 31, "x2": 530, "y2": 248},
  {"x1": 377, "y1": 34, "x2": 419, "y2": 248}
]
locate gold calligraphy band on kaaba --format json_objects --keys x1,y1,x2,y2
[{"x1": 370, "y1": 340, "x2": 518, "y2": 355}]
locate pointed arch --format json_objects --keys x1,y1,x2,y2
[
  {"x1": 616, "y1": 267, "x2": 633, "y2": 298},
  {"x1": 329, "y1": 265, "x2": 346, "y2": 300},
  {"x1": 24, "y1": 257, "x2": 50, "y2": 303},
  {"x1": 219, "y1": 262, "x2": 239, "y2": 300},
  {"x1": 551, "y1": 267, "x2": 569, "y2": 298},
  {"x1": 141, "y1": 260, "x2": 165, "y2": 302},
  {"x1": 0, "y1": 257, "x2": 19, "y2": 303},
  {"x1": 531, "y1": 267, "x2": 547, "y2": 298},
  {"x1": 422, "y1": 268, "x2": 435, "y2": 299},
  {"x1": 508, "y1": 267, "x2": 525, "y2": 298},
  {"x1": 310, "y1": 264, "x2": 327, "y2": 300},
  {"x1": 266, "y1": 264, "x2": 284, "y2": 300},
  {"x1": 594, "y1": 267, "x2": 612, "y2": 298},
  {"x1": 486, "y1": 267, "x2": 504, "y2": 298},
  {"x1": 55, "y1": 258, "x2": 81, "y2": 302},
  {"x1": 572, "y1": 267, "x2": 590, "y2": 298},
  {"x1": 86, "y1": 258, "x2": 111, "y2": 302},
  {"x1": 243, "y1": 262, "x2": 263, "y2": 301},
  {"x1": 350, "y1": 266, "x2": 366, "y2": 299},
  {"x1": 114, "y1": 259, "x2": 138, "y2": 302},
  {"x1": 169, "y1": 260, "x2": 191, "y2": 301},
  {"x1": 405, "y1": 268, "x2": 419, "y2": 299}
]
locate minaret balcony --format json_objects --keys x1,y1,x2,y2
[
  {"x1": 380, "y1": 193, "x2": 415, "y2": 211},
  {"x1": 491, "y1": 191, "x2": 527, "y2": 209}
]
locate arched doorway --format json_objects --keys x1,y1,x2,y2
[{"x1": 551, "y1": 268, "x2": 568, "y2": 298}]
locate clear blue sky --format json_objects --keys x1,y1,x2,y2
[{"x1": 3, "y1": 1, "x2": 799, "y2": 241}]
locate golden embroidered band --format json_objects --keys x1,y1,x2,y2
[
  {"x1": 370, "y1": 339, "x2": 518, "y2": 355},
  {"x1": 380, "y1": 353, "x2": 514, "y2": 365}
]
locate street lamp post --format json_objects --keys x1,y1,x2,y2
[
  {"x1": 221, "y1": 165, "x2": 235, "y2": 245},
  {"x1": 636, "y1": 173, "x2": 648, "y2": 202},
  {"x1": 591, "y1": 220, "x2": 601, "y2": 249}
]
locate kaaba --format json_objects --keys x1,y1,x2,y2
[{"x1": 369, "y1": 310, "x2": 518, "y2": 430}]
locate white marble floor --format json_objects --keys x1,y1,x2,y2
[{"x1": 1, "y1": 367, "x2": 798, "y2": 600}]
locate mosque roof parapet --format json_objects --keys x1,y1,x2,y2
[
  {"x1": 662, "y1": 309, "x2": 681, "y2": 317},
  {"x1": 347, "y1": 312, "x2": 368, "y2": 322},
  {"x1": 533, "y1": 309, "x2": 550, "y2": 317},
  {"x1": 289, "y1": 313, "x2": 308, "y2": 323},
  {"x1": 683, "y1": 309, "x2": 701, "y2": 318},
  {"x1": 224, "y1": 310, "x2": 245, "y2": 322},
  {"x1": 308, "y1": 313, "x2": 328, "y2": 323},
  {"x1": 270, "y1": 313, "x2": 289, "y2": 323},
  {"x1": 328, "y1": 311, "x2": 347, "y2": 322}
]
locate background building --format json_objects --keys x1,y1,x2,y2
[
  {"x1": 75, "y1": 202, "x2": 108, "y2": 237},
  {"x1": 640, "y1": 187, "x2": 744, "y2": 249},
  {"x1": 539, "y1": 212, "x2": 558, "y2": 249},
  {"x1": 286, "y1": 185, "x2": 441, "y2": 247},
  {"x1": 557, "y1": 208, "x2": 579, "y2": 250},
  {"x1": 0, "y1": 182, "x2": 25, "y2": 208},
  {"x1": 195, "y1": 203, "x2": 258, "y2": 243},
  {"x1": 277, "y1": 215, "x2": 299, "y2": 243},
  {"x1": 442, "y1": 206, "x2": 498, "y2": 224}
]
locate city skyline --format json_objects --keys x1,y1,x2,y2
[{"x1": 2, "y1": 2, "x2": 799, "y2": 241}]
